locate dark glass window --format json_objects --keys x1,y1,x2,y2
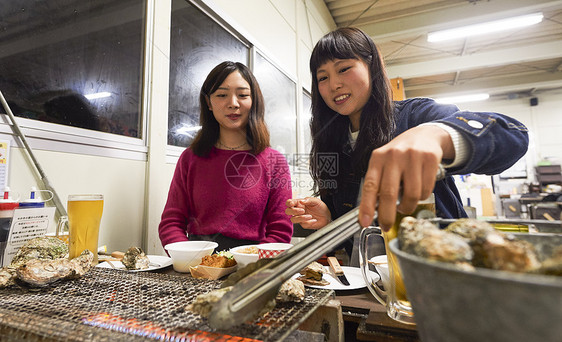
[
  {"x1": 253, "y1": 52, "x2": 297, "y2": 158},
  {"x1": 0, "y1": 0, "x2": 145, "y2": 137},
  {"x1": 168, "y1": 0, "x2": 249, "y2": 147}
]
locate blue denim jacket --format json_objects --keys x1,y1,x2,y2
[{"x1": 322, "y1": 97, "x2": 529, "y2": 225}]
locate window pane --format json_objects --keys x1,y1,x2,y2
[
  {"x1": 168, "y1": 0, "x2": 249, "y2": 147},
  {"x1": 253, "y1": 53, "x2": 297, "y2": 159},
  {"x1": 0, "y1": 0, "x2": 145, "y2": 137}
]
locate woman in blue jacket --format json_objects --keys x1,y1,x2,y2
[{"x1": 286, "y1": 27, "x2": 529, "y2": 255}]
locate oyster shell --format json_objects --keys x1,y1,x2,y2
[
  {"x1": 122, "y1": 247, "x2": 150, "y2": 270},
  {"x1": 10, "y1": 236, "x2": 68, "y2": 268},
  {"x1": 16, "y1": 250, "x2": 94, "y2": 287},
  {"x1": 0, "y1": 267, "x2": 17, "y2": 288},
  {"x1": 277, "y1": 278, "x2": 305, "y2": 302},
  {"x1": 444, "y1": 218, "x2": 541, "y2": 272},
  {"x1": 299, "y1": 261, "x2": 325, "y2": 281},
  {"x1": 398, "y1": 217, "x2": 473, "y2": 266}
]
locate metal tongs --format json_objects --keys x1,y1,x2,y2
[
  {"x1": 208, "y1": 165, "x2": 448, "y2": 329},
  {"x1": 208, "y1": 207, "x2": 361, "y2": 329}
]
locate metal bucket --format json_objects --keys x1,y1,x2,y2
[{"x1": 389, "y1": 234, "x2": 562, "y2": 342}]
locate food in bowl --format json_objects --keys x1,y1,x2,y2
[
  {"x1": 230, "y1": 245, "x2": 259, "y2": 268},
  {"x1": 164, "y1": 241, "x2": 218, "y2": 273},
  {"x1": 237, "y1": 246, "x2": 259, "y2": 254},
  {"x1": 190, "y1": 251, "x2": 237, "y2": 280},
  {"x1": 200, "y1": 251, "x2": 237, "y2": 268}
]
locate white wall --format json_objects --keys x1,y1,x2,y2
[
  {"x1": 457, "y1": 90, "x2": 562, "y2": 178},
  {"x1": 3, "y1": 0, "x2": 336, "y2": 255}
]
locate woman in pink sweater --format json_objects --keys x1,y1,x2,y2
[{"x1": 159, "y1": 61, "x2": 293, "y2": 252}]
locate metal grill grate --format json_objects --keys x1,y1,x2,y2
[{"x1": 0, "y1": 267, "x2": 334, "y2": 341}]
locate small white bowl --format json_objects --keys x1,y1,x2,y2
[
  {"x1": 369, "y1": 255, "x2": 389, "y2": 289},
  {"x1": 164, "y1": 241, "x2": 218, "y2": 273},
  {"x1": 230, "y1": 245, "x2": 259, "y2": 268}
]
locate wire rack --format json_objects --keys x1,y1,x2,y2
[{"x1": 0, "y1": 267, "x2": 334, "y2": 341}]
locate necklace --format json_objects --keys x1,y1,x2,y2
[{"x1": 217, "y1": 140, "x2": 248, "y2": 150}]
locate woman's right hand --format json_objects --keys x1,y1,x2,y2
[{"x1": 285, "y1": 197, "x2": 331, "y2": 229}]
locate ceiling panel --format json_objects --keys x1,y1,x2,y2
[{"x1": 322, "y1": 0, "x2": 562, "y2": 100}]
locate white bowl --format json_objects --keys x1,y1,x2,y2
[
  {"x1": 369, "y1": 255, "x2": 389, "y2": 289},
  {"x1": 164, "y1": 241, "x2": 218, "y2": 273},
  {"x1": 230, "y1": 244, "x2": 260, "y2": 268}
]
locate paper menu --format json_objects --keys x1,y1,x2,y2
[{"x1": 0, "y1": 207, "x2": 56, "y2": 267}]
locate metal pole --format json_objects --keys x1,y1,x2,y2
[{"x1": 0, "y1": 90, "x2": 68, "y2": 221}]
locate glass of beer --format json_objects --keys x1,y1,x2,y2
[
  {"x1": 360, "y1": 194, "x2": 435, "y2": 325},
  {"x1": 68, "y1": 194, "x2": 104, "y2": 265}
]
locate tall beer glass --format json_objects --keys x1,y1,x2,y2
[
  {"x1": 360, "y1": 194, "x2": 435, "y2": 325},
  {"x1": 68, "y1": 194, "x2": 104, "y2": 265}
]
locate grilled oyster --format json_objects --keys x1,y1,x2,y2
[
  {"x1": 444, "y1": 218, "x2": 541, "y2": 272},
  {"x1": 0, "y1": 267, "x2": 17, "y2": 288},
  {"x1": 297, "y1": 261, "x2": 330, "y2": 286},
  {"x1": 10, "y1": 236, "x2": 68, "y2": 268},
  {"x1": 536, "y1": 246, "x2": 562, "y2": 275},
  {"x1": 121, "y1": 247, "x2": 150, "y2": 270},
  {"x1": 277, "y1": 278, "x2": 305, "y2": 302},
  {"x1": 16, "y1": 250, "x2": 94, "y2": 287},
  {"x1": 187, "y1": 286, "x2": 233, "y2": 318},
  {"x1": 188, "y1": 285, "x2": 276, "y2": 320},
  {"x1": 299, "y1": 261, "x2": 325, "y2": 281},
  {"x1": 398, "y1": 216, "x2": 473, "y2": 266}
]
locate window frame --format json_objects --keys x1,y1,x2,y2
[
  {"x1": 0, "y1": 0, "x2": 152, "y2": 161},
  {"x1": 165, "y1": 0, "x2": 299, "y2": 163}
]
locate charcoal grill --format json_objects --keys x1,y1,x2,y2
[{"x1": 0, "y1": 267, "x2": 333, "y2": 341}]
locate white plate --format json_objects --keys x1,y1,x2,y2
[
  {"x1": 96, "y1": 255, "x2": 173, "y2": 272},
  {"x1": 293, "y1": 266, "x2": 380, "y2": 291}
]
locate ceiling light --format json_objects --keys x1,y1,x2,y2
[
  {"x1": 428, "y1": 12, "x2": 543, "y2": 42},
  {"x1": 84, "y1": 92, "x2": 112, "y2": 100},
  {"x1": 435, "y1": 93, "x2": 489, "y2": 104}
]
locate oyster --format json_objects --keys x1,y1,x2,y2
[
  {"x1": 398, "y1": 217, "x2": 473, "y2": 266},
  {"x1": 10, "y1": 236, "x2": 68, "y2": 268},
  {"x1": 121, "y1": 247, "x2": 150, "y2": 270},
  {"x1": 0, "y1": 267, "x2": 17, "y2": 288},
  {"x1": 16, "y1": 250, "x2": 94, "y2": 287},
  {"x1": 187, "y1": 286, "x2": 233, "y2": 318},
  {"x1": 536, "y1": 246, "x2": 562, "y2": 275},
  {"x1": 277, "y1": 278, "x2": 305, "y2": 302},
  {"x1": 187, "y1": 285, "x2": 276, "y2": 320},
  {"x1": 297, "y1": 261, "x2": 329, "y2": 286},
  {"x1": 299, "y1": 261, "x2": 325, "y2": 281},
  {"x1": 444, "y1": 219, "x2": 540, "y2": 272}
]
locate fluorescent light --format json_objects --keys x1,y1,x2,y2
[
  {"x1": 176, "y1": 125, "x2": 202, "y2": 135},
  {"x1": 435, "y1": 93, "x2": 489, "y2": 104},
  {"x1": 428, "y1": 12, "x2": 543, "y2": 42},
  {"x1": 84, "y1": 92, "x2": 112, "y2": 100}
]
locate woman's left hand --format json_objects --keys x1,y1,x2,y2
[{"x1": 358, "y1": 125, "x2": 454, "y2": 231}]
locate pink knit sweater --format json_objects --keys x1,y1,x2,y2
[{"x1": 159, "y1": 147, "x2": 293, "y2": 248}]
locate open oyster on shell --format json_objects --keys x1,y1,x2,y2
[
  {"x1": 121, "y1": 246, "x2": 150, "y2": 270},
  {"x1": 0, "y1": 237, "x2": 94, "y2": 288}
]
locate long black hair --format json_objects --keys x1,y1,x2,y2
[
  {"x1": 190, "y1": 61, "x2": 270, "y2": 156},
  {"x1": 309, "y1": 27, "x2": 395, "y2": 196}
]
